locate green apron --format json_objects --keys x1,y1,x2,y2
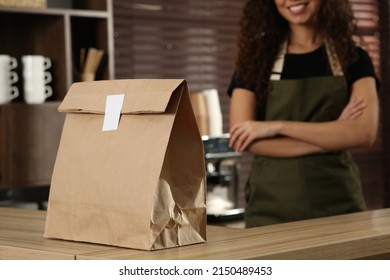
[{"x1": 245, "y1": 42, "x2": 366, "y2": 228}]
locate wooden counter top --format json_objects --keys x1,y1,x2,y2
[
  {"x1": 0, "y1": 207, "x2": 239, "y2": 260},
  {"x1": 0, "y1": 207, "x2": 114, "y2": 260},
  {"x1": 1, "y1": 207, "x2": 390, "y2": 260}
]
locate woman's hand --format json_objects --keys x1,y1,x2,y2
[
  {"x1": 229, "y1": 120, "x2": 281, "y2": 152},
  {"x1": 338, "y1": 98, "x2": 366, "y2": 120}
]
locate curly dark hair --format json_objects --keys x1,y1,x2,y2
[{"x1": 235, "y1": 0, "x2": 359, "y2": 106}]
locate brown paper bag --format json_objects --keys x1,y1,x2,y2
[{"x1": 44, "y1": 79, "x2": 207, "y2": 250}]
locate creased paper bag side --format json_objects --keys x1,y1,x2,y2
[{"x1": 149, "y1": 83, "x2": 207, "y2": 250}]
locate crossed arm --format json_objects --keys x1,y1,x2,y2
[{"x1": 229, "y1": 77, "x2": 379, "y2": 157}]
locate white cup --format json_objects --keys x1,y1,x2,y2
[
  {"x1": 22, "y1": 55, "x2": 53, "y2": 104},
  {"x1": 0, "y1": 55, "x2": 19, "y2": 104}
]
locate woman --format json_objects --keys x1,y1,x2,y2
[{"x1": 228, "y1": 0, "x2": 379, "y2": 227}]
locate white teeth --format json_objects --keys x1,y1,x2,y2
[{"x1": 289, "y1": 4, "x2": 305, "y2": 13}]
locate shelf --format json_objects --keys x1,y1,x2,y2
[
  {"x1": 0, "y1": 0, "x2": 113, "y2": 100},
  {"x1": 0, "y1": 0, "x2": 114, "y2": 189}
]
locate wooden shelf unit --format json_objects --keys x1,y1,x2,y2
[{"x1": 0, "y1": 0, "x2": 114, "y2": 189}]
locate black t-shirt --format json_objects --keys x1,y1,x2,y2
[{"x1": 227, "y1": 45, "x2": 379, "y2": 96}]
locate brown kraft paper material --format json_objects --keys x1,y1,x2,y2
[{"x1": 44, "y1": 79, "x2": 207, "y2": 250}]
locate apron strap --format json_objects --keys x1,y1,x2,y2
[
  {"x1": 270, "y1": 41, "x2": 287, "y2": 81},
  {"x1": 324, "y1": 39, "x2": 344, "y2": 76},
  {"x1": 270, "y1": 39, "x2": 344, "y2": 81}
]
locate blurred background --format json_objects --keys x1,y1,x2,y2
[{"x1": 0, "y1": 0, "x2": 388, "y2": 215}]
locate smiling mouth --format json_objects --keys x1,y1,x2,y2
[{"x1": 288, "y1": 3, "x2": 308, "y2": 15}]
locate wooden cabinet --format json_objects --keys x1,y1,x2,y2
[
  {"x1": 0, "y1": 0, "x2": 114, "y2": 189},
  {"x1": 0, "y1": 103, "x2": 65, "y2": 187}
]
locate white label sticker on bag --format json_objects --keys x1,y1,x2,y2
[{"x1": 102, "y1": 94, "x2": 125, "y2": 131}]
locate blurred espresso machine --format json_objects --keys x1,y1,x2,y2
[
  {"x1": 202, "y1": 134, "x2": 244, "y2": 221},
  {"x1": 191, "y1": 89, "x2": 244, "y2": 221}
]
